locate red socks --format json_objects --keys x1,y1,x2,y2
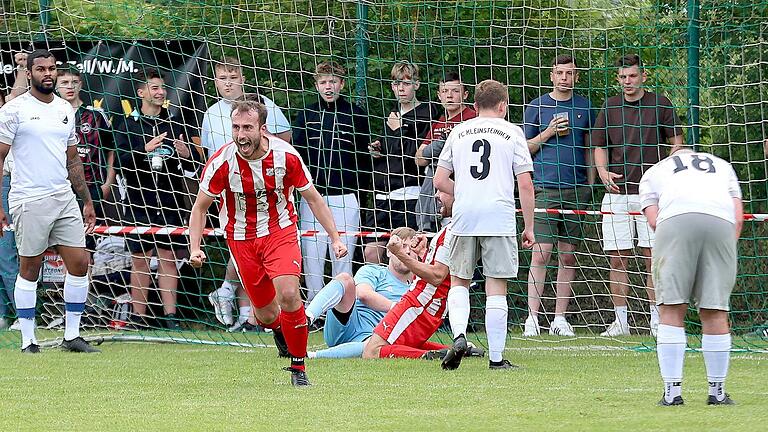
[
  {"x1": 419, "y1": 341, "x2": 449, "y2": 351},
  {"x1": 379, "y1": 344, "x2": 428, "y2": 359},
  {"x1": 280, "y1": 305, "x2": 308, "y2": 369}
]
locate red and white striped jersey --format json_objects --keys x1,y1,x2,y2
[
  {"x1": 199, "y1": 136, "x2": 313, "y2": 240},
  {"x1": 406, "y1": 224, "x2": 452, "y2": 316}
]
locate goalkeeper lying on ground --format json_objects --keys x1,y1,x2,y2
[{"x1": 306, "y1": 191, "x2": 483, "y2": 360}]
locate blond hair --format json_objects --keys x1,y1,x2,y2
[
  {"x1": 391, "y1": 61, "x2": 420, "y2": 81},
  {"x1": 390, "y1": 226, "x2": 416, "y2": 240}
]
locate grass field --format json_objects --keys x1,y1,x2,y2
[{"x1": 1, "y1": 332, "x2": 767, "y2": 431}]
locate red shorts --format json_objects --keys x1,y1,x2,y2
[
  {"x1": 227, "y1": 226, "x2": 302, "y2": 308},
  {"x1": 373, "y1": 290, "x2": 446, "y2": 347}
]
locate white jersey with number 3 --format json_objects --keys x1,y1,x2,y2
[
  {"x1": 437, "y1": 116, "x2": 533, "y2": 236},
  {"x1": 639, "y1": 150, "x2": 741, "y2": 225}
]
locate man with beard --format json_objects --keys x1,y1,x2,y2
[
  {"x1": 189, "y1": 99, "x2": 347, "y2": 387},
  {"x1": 0, "y1": 49, "x2": 99, "y2": 353}
]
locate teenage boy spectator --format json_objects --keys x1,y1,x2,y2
[
  {"x1": 56, "y1": 68, "x2": 115, "y2": 222},
  {"x1": 414, "y1": 71, "x2": 476, "y2": 232},
  {"x1": 364, "y1": 61, "x2": 438, "y2": 263},
  {"x1": 112, "y1": 67, "x2": 200, "y2": 329},
  {"x1": 522, "y1": 55, "x2": 596, "y2": 337},
  {"x1": 201, "y1": 57, "x2": 292, "y2": 331},
  {"x1": 592, "y1": 54, "x2": 683, "y2": 337},
  {"x1": 293, "y1": 60, "x2": 370, "y2": 301}
]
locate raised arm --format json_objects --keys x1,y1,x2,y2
[{"x1": 387, "y1": 234, "x2": 448, "y2": 287}]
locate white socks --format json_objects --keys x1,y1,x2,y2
[
  {"x1": 485, "y1": 295, "x2": 508, "y2": 363},
  {"x1": 64, "y1": 273, "x2": 89, "y2": 341},
  {"x1": 650, "y1": 305, "x2": 660, "y2": 324},
  {"x1": 237, "y1": 306, "x2": 251, "y2": 325},
  {"x1": 447, "y1": 286, "x2": 470, "y2": 339},
  {"x1": 615, "y1": 306, "x2": 628, "y2": 327},
  {"x1": 656, "y1": 324, "x2": 686, "y2": 402},
  {"x1": 14, "y1": 275, "x2": 38, "y2": 349},
  {"x1": 702, "y1": 333, "x2": 731, "y2": 401}
]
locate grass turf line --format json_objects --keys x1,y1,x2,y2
[{"x1": 1, "y1": 334, "x2": 767, "y2": 431}]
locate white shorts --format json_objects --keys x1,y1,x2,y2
[
  {"x1": 447, "y1": 234, "x2": 519, "y2": 280},
  {"x1": 601, "y1": 193, "x2": 654, "y2": 251},
  {"x1": 10, "y1": 191, "x2": 86, "y2": 257}
]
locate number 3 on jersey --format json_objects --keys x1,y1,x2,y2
[
  {"x1": 471, "y1": 139, "x2": 491, "y2": 180},
  {"x1": 671, "y1": 154, "x2": 716, "y2": 174}
]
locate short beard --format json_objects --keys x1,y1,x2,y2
[{"x1": 32, "y1": 82, "x2": 55, "y2": 95}]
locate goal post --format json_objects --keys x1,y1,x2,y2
[{"x1": 0, "y1": 0, "x2": 765, "y2": 351}]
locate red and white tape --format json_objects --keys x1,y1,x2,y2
[{"x1": 3, "y1": 208, "x2": 764, "y2": 237}]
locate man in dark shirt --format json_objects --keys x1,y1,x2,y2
[
  {"x1": 592, "y1": 54, "x2": 683, "y2": 337},
  {"x1": 364, "y1": 61, "x2": 438, "y2": 263},
  {"x1": 56, "y1": 68, "x2": 115, "y2": 222},
  {"x1": 112, "y1": 67, "x2": 200, "y2": 329},
  {"x1": 293, "y1": 61, "x2": 370, "y2": 301}
]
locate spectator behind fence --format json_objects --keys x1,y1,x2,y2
[
  {"x1": 0, "y1": 55, "x2": 27, "y2": 330},
  {"x1": 56, "y1": 67, "x2": 116, "y2": 228},
  {"x1": 592, "y1": 54, "x2": 683, "y2": 337},
  {"x1": 293, "y1": 60, "x2": 371, "y2": 301},
  {"x1": 0, "y1": 146, "x2": 17, "y2": 330},
  {"x1": 522, "y1": 55, "x2": 597, "y2": 337},
  {"x1": 0, "y1": 49, "x2": 99, "y2": 353},
  {"x1": 202, "y1": 57, "x2": 292, "y2": 331},
  {"x1": 364, "y1": 61, "x2": 438, "y2": 263},
  {"x1": 112, "y1": 67, "x2": 201, "y2": 330},
  {"x1": 414, "y1": 70, "x2": 476, "y2": 232}
]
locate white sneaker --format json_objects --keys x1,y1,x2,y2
[
  {"x1": 549, "y1": 319, "x2": 575, "y2": 337},
  {"x1": 650, "y1": 317, "x2": 659, "y2": 337},
  {"x1": 208, "y1": 287, "x2": 235, "y2": 326},
  {"x1": 9, "y1": 319, "x2": 21, "y2": 331},
  {"x1": 522, "y1": 315, "x2": 540, "y2": 337},
  {"x1": 0, "y1": 317, "x2": 7, "y2": 330},
  {"x1": 600, "y1": 320, "x2": 630, "y2": 337}
]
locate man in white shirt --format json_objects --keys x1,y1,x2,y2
[
  {"x1": 640, "y1": 147, "x2": 742, "y2": 406},
  {"x1": 201, "y1": 57, "x2": 292, "y2": 331},
  {"x1": 0, "y1": 49, "x2": 98, "y2": 353},
  {"x1": 434, "y1": 79, "x2": 536, "y2": 370}
]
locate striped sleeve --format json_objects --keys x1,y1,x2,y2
[
  {"x1": 199, "y1": 152, "x2": 230, "y2": 197},
  {"x1": 286, "y1": 151, "x2": 313, "y2": 191}
]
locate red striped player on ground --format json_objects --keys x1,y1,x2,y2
[
  {"x1": 363, "y1": 190, "x2": 465, "y2": 360},
  {"x1": 188, "y1": 99, "x2": 347, "y2": 387}
]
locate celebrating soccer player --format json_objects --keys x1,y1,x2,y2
[{"x1": 188, "y1": 99, "x2": 347, "y2": 387}]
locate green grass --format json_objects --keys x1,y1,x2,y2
[{"x1": 1, "y1": 333, "x2": 767, "y2": 431}]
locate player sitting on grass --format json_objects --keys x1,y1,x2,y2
[
  {"x1": 363, "y1": 190, "x2": 484, "y2": 360},
  {"x1": 304, "y1": 226, "x2": 418, "y2": 359}
]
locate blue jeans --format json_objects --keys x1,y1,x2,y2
[{"x1": 0, "y1": 175, "x2": 18, "y2": 316}]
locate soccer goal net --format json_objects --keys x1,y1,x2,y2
[{"x1": 0, "y1": 1, "x2": 765, "y2": 352}]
